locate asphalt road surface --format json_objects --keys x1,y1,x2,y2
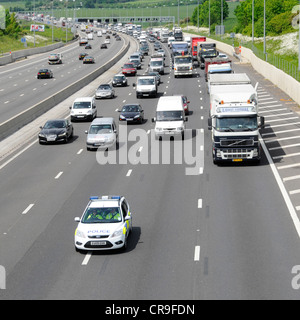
[{"x1": 0, "y1": 34, "x2": 300, "y2": 300}]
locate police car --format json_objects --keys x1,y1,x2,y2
[{"x1": 74, "y1": 196, "x2": 132, "y2": 252}]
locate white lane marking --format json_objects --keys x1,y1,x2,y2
[
  {"x1": 82, "y1": 252, "x2": 92, "y2": 265},
  {"x1": 194, "y1": 246, "x2": 201, "y2": 261},
  {"x1": 55, "y1": 171, "x2": 63, "y2": 179},
  {"x1": 77, "y1": 149, "x2": 83, "y2": 155},
  {"x1": 260, "y1": 135, "x2": 300, "y2": 238},
  {"x1": 126, "y1": 169, "x2": 132, "y2": 177},
  {"x1": 22, "y1": 203, "x2": 34, "y2": 215},
  {"x1": 198, "y1": 199, "x2": 202, "y2": 209}
]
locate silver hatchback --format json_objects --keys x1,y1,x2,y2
[
  {"x1": 85, "y1": 117, "x2": 118, "y2": 151},
  {"x1": 95, "y1": 84, "x2": 115, "y2": 99}
]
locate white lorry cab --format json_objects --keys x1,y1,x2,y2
[
  {"x1": 174, "y1": 55, "x2": 193, "y2": 78},
  {"x1": 152, "y1": 96, "x2": 188, "y2": 140},
  {"x1": 208, "y1": 81, "x2": 264, "y2": 164}
]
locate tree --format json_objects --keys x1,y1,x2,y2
[{"x1": 191, "y1": 0, "x2": 229, "y2": 29}]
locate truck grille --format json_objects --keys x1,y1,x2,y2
[
  {"x1": 220, "y1": 139, "x2": 254, "y2": 147},
  {"x1": 222, "y1": 149, "x2": 254, "y2": 159},
  {"x1": 178, "y1": 66, "x2": 190, "y2": 71}
]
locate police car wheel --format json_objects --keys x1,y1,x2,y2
[{"x1": 122, "y1": 235, "x2": 128, "y2": 251}]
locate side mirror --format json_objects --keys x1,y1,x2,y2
[
  {"x1": 208, "y1": 118, "x2": 212, "y2": 130},
  {"x1": 152, "y1": 117, "x2": 156, "y2": 123},
  {"x1": 39, "y1": 126, "x2": 43, "y2": 129},
  {"x1": 132, "y1": 83, "x2": 136, "y2": 87},
  {"x1": 85, "y1": 130, "x2": 88, "y2": 134},
  {"x1": 185, "y1": 117, "x2": 188, "y2": 122},
  {"x1": 260, "y1": 116, "x2": 265, "y2": 128},
  {"x1": 74, "y1": 217, "x2": 80, "y2": 222},
  {"x1": 69, "y1": 106, "x2": 72, "y2": 109}
]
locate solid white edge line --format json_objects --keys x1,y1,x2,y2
[
  {"x1": 55, "y1": 172, "x2": 63, "y2": 179},
  {"x1": 259, "y1": 134, "x2": 300, "y2": 238}
]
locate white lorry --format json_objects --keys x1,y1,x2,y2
[
  {"x1": 208, "y1": 76, "x2": 264, "y2": 164},
  {"x1": 207, "y1": 72, "x2": 250, "y2": 94},
  {"x1": 174, "y1": 55, "x2": 193, "y2": 78}
]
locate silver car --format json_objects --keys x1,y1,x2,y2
[
  {"x1": 95, "y1": 84, "x2": 115, "y2": 99},
  {"x1": 85, "y1": 117, "x2": 118, "y2": 151}
]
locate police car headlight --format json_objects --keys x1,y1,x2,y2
[
  {"x1": 112, "y1": 229, "x2": 123, "y2": 238},
  {"x1": 76, "y1": 229, "x2": 86, "y2": 238}
]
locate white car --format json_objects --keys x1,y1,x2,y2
[
  {"x1": 74, "y1": 195, "x2": 132, "y2": 252},
  {"x1": 104, "y1": 39, "x2": 110, "y2": 44}
]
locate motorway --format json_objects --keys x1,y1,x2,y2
[{"x1": 0, "y1": 31, "x2": 300, "y2": 300}]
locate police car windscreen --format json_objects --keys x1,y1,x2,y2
[{"x1": 82, "y1": 207, "x2": 122, "y2": 223}]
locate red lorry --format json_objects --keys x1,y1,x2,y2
[{"x1": 191, "y1": 36, "x2": 206, "y2": 61}]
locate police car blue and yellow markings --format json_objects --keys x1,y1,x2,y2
[{"x1": 74, "y1": 196, "x2": 132, "y2": 251}]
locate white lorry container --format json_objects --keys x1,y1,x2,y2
[
  {"x1": 174, "y1": 55, "x2": 193, "y2": 78},
  {"x1": 87, "y1": 33, "x2": 93, "y2": 40},
  {"x1": 208, "y1": 80, "x2": 264, "y2": 164},
  {"x1": 207, "y1": 73, "x2": 251, "y2": 94},
  {"x1": 134, "y1": 76, "x2": 157, "y2": 98},
  {"x1": 152, "y1": 96, "x2": 188, "y2": 140}
]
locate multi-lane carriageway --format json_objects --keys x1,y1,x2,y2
[{"x1": 0, "y1": 32, "x2": 300, "y2": 300}]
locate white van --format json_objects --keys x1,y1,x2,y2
[
  {"x1": 152, "y1": 96, "x2": 188, "y2": 139},
  {"x1": 87, "y1": 33, "x2": 93, "y2": 40},
  {"x1": 70, "y1": 97, "x2": 97, "y2": 122},
  {"x1": 97, "y1": 30, "x2": 102, "y2": 37}
]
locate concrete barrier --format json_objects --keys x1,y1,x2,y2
[
  {"x1": 0, "y1": 42, "x2": 64, "y2": 65},
  {"x1": 0, "y1": 35, "x2": 130, "y2": 141}
]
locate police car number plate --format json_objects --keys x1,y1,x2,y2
[{"x1": 91, "y1": 241, "x2": 106, "y2": 246}]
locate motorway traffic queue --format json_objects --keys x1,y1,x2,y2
[{"x1": 34, "y1": 22, "x2": 264, "y2": 252}]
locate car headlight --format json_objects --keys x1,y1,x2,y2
[
  {"x1": 134, "y1": 115, "x2": 140, "y2": 119},
  {"x1": 177, "y1": 127, "x2": 184, "y2": 131},
  {"x1": 76, "y1": 229, "x2": 86, "y2": 238},
  {"x1": 120, "y1": 115, "x2": 125, "y2": 119},
  {"x1": 111, "y1": 229, "x2": 123, "y2": 238},
  {"x1": 39, "y1": 133, "x2": 45, "y2": 138},
  {"x1": 58, "y1": 132, "x2": 67, "y2": 137}
]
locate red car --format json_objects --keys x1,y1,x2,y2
[
  {"x1": 122, "y1": 63, "x2": 137, "y2": 76},
  {"x1": 175, "y1": 95, "x2": 190, "y2": 115}
]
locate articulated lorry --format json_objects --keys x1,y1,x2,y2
[
  {"x1": 207, "y1": 73, "x2": 251, "y2": 94},
  {"x1": 204, "y1": 56, "x2": 232, "y2": 81},
  {"x1": 208, "y1": 75, "x2": 264, "y2": 164}
]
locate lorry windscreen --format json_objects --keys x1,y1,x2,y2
[
  {"x1": 216, "y1": 117, "x2": 258, "y2": 132},
  {"x1": 175, "y1": 57, "x2": 192, "y2": 64}
]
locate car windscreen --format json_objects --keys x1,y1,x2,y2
[
  {"x1": 73, "y1": 102, "x2": 91, "y2": 109},
  {"x1": 82, "y1": 207, "x2": 122, "y2": 223},
  {"x1": 89, "y1": 124, "x2": 112, "y2": 134},
  {"x1": 98, "y1": 85, "x2": 110, "y2": 90},
  {"x1": 114, "y1": 76, "x2": 125, "y2": 81},
  {"x1": 44, "y1": 120, "x2": 66, "y2": 129},
  {"x1": 124, "y1": 64, "x2": 134, "y2": 68},
  {"x1": 156, "y1": 111, "x2": 184, "y2": 121},
  {"x1": 122, "y1": 105, "x2": 139, "y2": 112}
]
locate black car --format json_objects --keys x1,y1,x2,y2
[
  {"x1": 118, "y1": 104, "x2": 144, "y2": 124},
  {"x1": 85, "y1": 44, "x2": 92, "y2": 49},
  {"x1": 37, "y1": 68, "x2": 53, "y2": 79},
  {"x1": 79, "y1": 53, "x2": 88, "y2": 60},
  {"x1": 112, "y1": 74, "x2": 128, "y2": 87},
  {"x1": 100, "y1": 43, "x2": 107, "y2": 49},
  {"x1": 38, "y1": 119, "x2": 73, "y2": 144}
]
